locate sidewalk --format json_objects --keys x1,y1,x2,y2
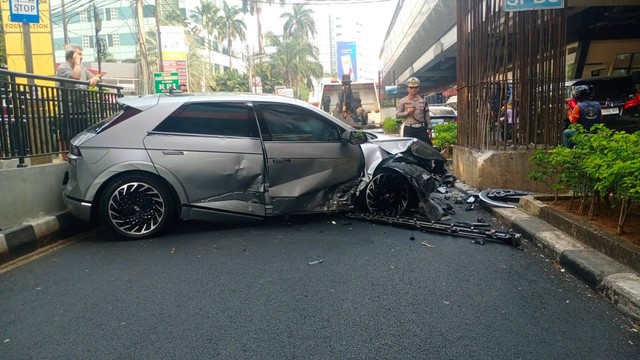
[{"x1": 456, "y1": 182, "x2": 640, "y2": 321}]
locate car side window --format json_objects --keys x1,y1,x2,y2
[
  {"x1": 256, "y1": 104, "x2": 341, "y2": 142},
  {"x1": 153, "y1": 103, "x2": 258, "y2": 138}
]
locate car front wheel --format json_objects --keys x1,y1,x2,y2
[
  {"x1": 99, "y1": 174, "x2": 175, "y2": 239},
  {"x1": 365, "y1": 170, "x2": 412, "y2": 216}
]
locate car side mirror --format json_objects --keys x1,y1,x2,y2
[{"x1": 341, "y1": 130, "x2": 367, "y2": 145}]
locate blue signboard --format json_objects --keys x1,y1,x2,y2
[
  {"x1": 9, "y1": 0, "x2": 40, "y2": 23},
  {"x1": 504, "y1": 0, "x2": 564, "y2": 12},
  {"x1": 337, "y1": 41, "x2": 357, "y2": 82}
]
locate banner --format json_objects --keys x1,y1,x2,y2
[
  {"x1": 160, "y1": 26, "x2": 188, "y2": 85},
  {"x1": 337, "y1": 41, "x2": 357, "y2": 82}
]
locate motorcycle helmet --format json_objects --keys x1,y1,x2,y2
[{"x1": 572, "y1": 85, "x2": 590, "y2": 101}]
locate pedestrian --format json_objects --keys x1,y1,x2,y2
[
  {"x1": 56, "y1": 44, "x2": 102, "y2": 90},
  {"x1": 500, "y1": 100, "x2": 518, "y2": 142},
  {"x1": 396, "y1": 77, "x2": 432, "y2": 146},
  {"x1": 563, "y1": 85, "x2": 602, "y2": 148},
  {"x1": 55, "y1": 44, "x2": 102, "y2": 142},
  {"x1": 179, "y1": 83, "x2": 188, "y2": 92}
]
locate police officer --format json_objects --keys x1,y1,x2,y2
[
  {"x1": 563, "y1": 85, "x2": 602, "y2": 148},
  {"x1": 396, "y1": 77, "x2": 432, "y2": 146}
]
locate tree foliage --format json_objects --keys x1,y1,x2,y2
[{"x1": 529, "y1": 124, "x2": 640, "y2": 235}]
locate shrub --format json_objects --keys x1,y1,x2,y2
[
  {"x1": 529, "y1": 125, "x2": 640, "y2": 235},
  {"x1": 432, "y1": 122, "x2": 457, "y2": 149},
  {"x1": 383, "y1": 117, "x2": 401, "y2": 134}
]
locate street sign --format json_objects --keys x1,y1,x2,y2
[
  {"x1": 9, "y1": 0, "x2": 40, "y2": 23},
  {"x1": 503, "y1": 0, "x2": 564, "y2": 12},
  {"x1": 153, "y1": 72, "x2": 180, "y2": 93}
]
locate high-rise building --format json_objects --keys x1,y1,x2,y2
[{"x1": 311, "y1": 6, "x2": 378, "y2": 82}]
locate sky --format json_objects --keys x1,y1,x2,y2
[{"x1": 235, "y1": 0, "x2": 398, "y2": 55}]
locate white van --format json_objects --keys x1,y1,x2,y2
[{"x1": 316, "y1": 81, "x2": 382, "y2": 125}]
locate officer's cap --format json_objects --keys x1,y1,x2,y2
[{"x1": 407, "y1": 77, "x2": 420, "y2": 88}]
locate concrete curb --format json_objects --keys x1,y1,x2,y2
[
  {"x1": 0, "y1": 211, "x2": 87, "y2": 266},
  {"x1": 458, "y1": 185, "x2": 640, "y2": 322}
]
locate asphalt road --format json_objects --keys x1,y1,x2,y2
[{"x1": 1, "y1": 199, "x2": 639, "y2": 359}]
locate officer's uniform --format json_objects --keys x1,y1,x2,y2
[{"x1": 396, "y1": 77, "x2": 432, "y2": 146}]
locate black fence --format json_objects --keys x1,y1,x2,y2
[{"x1": 0, "y1": 68, "x2": 124, "y2": 166}]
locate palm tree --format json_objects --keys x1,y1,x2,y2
[
  {"x1": 280, "y1": 4, "x2": 317, "y2": 41},
  {"x1": 265, "y1": 32, "x2": 322, "y2": 98},
  {"x1": 219, "y1": 1, "x2": 247, "y2": 70},
  {"x1": 241, "y1": 0, "x2": 285, "y2": 54},
  {"x1": 191, "y1": 0, "x2": 221, "y2": 69}
]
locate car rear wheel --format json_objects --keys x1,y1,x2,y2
[
  {"x1": 99, "y1": 174, "x2": 175, "y2": 239},
  {"x1": 365, "y1": 170, "x2": 412, "y2": 216}
]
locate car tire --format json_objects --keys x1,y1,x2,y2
[
  {"x1": 99, "y1": 174, "x2": 175, "y2": 239},
  {"x1": 365, "y1": 170, "x2": 412, "y2": 216}
]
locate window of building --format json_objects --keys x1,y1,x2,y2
[
  {"x1": 612, "y1": 53, "x2": 640, "y2": 76},
  {"x1": 153, "y1": 103, "x2": 258, "y2": 138},
  {"x1": 82, "y1": 36, "x2": 91, "y2": 49},
  {"x1": 79, "y1": 10, "x2": 88, "y2": 22},
  {"x1": 108, "y1": 34, "x2": 120, "y2": 47},
  {"x1": 256, "y1": 104, "x2": 341, "y2": 142},
  {"x1": 105, "y1": 8, "x2": 118, "y2": 21}
]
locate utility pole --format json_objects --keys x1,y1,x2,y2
[
  {"x1": 94, "y1": 5, "x2": 102, "y2": 75},
  {"x1": 61, "y1": 0, "x2": 69, "y2": 44},
  {"x1": 136, "y1": 0, "x2": 150, "y2": 94},
  {"x1": 155, "y1": 0, "x2": 164, "y2": 72}
]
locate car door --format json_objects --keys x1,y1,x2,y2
[
  {"x1": 254, "y1": 102, "x2": 364, "y2": 215},
  {"x1": 144, "y1": 102, "x2": 267, "y2": 217}
]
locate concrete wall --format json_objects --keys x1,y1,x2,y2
[
  {"x1": 452, "y1": 146, "x2": 553, "y2": 193},
  {"x1": 0, "y1": 162, "x2": 68, "y2": 230}
]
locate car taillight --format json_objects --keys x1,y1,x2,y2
[{"x1": 623, "y1": 94, "x2": 640, "y2": 111}]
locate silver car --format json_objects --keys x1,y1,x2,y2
[{"x1": 63, "y1": 93, "x2": 448, "y2": 239}]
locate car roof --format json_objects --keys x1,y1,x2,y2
[
  {"x1": 566, "y1": 75, "x2": 633, "y2": 87},
  {"x1": 118, "y1": 93, "x2": 309, "y2": 111}
]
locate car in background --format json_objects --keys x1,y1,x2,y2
[
  {"x1": 63, "y1": 93, "x2": 450, "y2": 239},
  {"x1": 565, "y1": 75, "x2": 640, "y2": 133},
  {"x1": 429, "y1": 105, "x2": 458, "y2": 127}
]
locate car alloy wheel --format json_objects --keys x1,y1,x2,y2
[
  {"x1": 100, "y1": 175, "x2": 174, "y2": 239},
  {"x1": 365, "y1": 170, "x2": 411, "y2": 216}
]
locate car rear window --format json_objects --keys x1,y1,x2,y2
[
  {"x1": 153, "y1": 103, "x2": 258, "y2": 137},
  {"x1": 573, "y1": 77, "x2": 636, "y2": 100},
  {"x1": 430, "y1": 107, "x2": 456, "y2": 116},
  {"x1": 86, "y1": 106, "x2": 142, "y2": 135}
]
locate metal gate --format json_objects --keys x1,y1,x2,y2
[{"x1": 456, "y1": 0, "x2": 566, "y2": 150}]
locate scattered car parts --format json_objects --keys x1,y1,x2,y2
[
  {"x1": 348, "y1": 212, "x2": 522, "y2": 247},
  {"x1": 478, "y1": 189, "x2": 533, "y2": 208}
]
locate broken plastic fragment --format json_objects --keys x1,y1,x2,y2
[
  {"x1": 308, "y1": 259, "x2": 324, "y2": 265},
  {"x1": 465, "y1": 204, "x2": 475, "y2": 211},
  {"x1": 466, "y1": 196, "x2": 476, "y2": 203},
  {"x1": 421, "y1": 241, "x2": 435, "y2": 248}
]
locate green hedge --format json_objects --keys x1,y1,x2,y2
[
  {"x1": 529, "y1": 124, "x2": 640, "y2": 235},
  {"x1": 383, "y1": 117, "x2": 401, "y2": 134}
]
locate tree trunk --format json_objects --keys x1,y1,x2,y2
[{"x1": 256, "y1": 5, "x2": 264, "y2": 54}]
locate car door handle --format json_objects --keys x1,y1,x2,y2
[
  {"x1": 272, "y1": 158, "x2": 292, "y2": 163},
  {"x1": 162, "y1": 150, "x2": 184, "y2": 155}
]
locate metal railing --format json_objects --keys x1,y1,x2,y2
[{"x1": 0, "y1": 68, "x2": 124, "y2": 167}]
